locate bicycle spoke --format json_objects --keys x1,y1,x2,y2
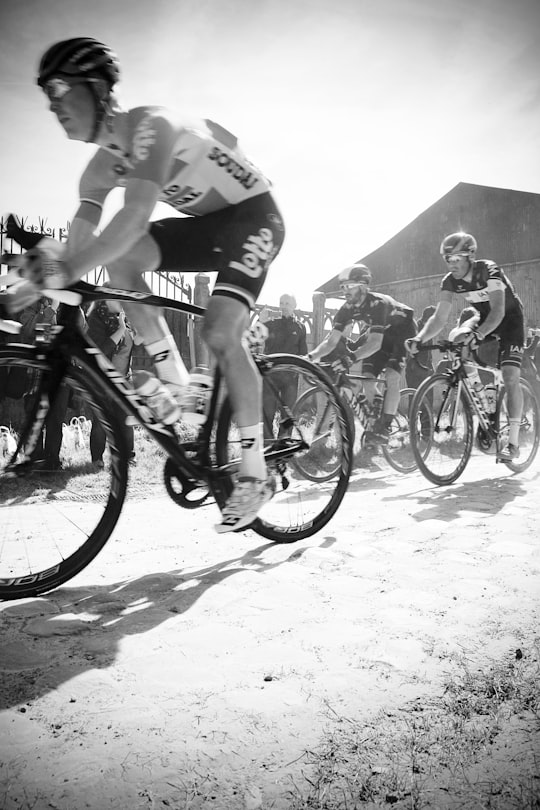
[
  {"x1": 497, "y1": 379, "x2": 540, "y2": 472},
  {"x1": 410, "y1": 374, "x2": 473, "y2": 484},
  {"x1": 382, "y1": 388, "x2": 417, "y2": 473},
  {"x1": 215, "y1": 355, "x2": 353, "y2": 541},
  {"x1": 0, "y1": 348, "x2": 128, "y2": 600}
]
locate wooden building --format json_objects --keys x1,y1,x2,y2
[{"x1": 316, "y1": 182, "x2": 540, "y2": 333}]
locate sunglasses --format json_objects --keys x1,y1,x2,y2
[
  {"x1": 42, "y1": 77, "x2": 76, "y2": 101},
  {"x1": 444, "y1": 254, "x2": 469, "y2": 264},
  {"x1": 340, "y1": 281, "x2": 368, "y2": 291},
  {"x1": 42, "y1": 76, "x2": 100, "y2": 101}
]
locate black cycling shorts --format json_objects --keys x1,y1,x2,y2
[
  {"x1": 149, "y1": 192, "x2": 285, "y2": 310},
  {"x1": 363, "y1": 319, "x2": 417, "y2": 376},
  {"x1": 488, "y1": 312, "x2": 525, "y2": 369}
]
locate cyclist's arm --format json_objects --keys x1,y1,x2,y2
[
  {"x1": 65, "y1": 178, "x2": 160, "y2": 280},
  {"x1": 415, "y1": 296, "x2": 452, "y2": 343},
  {"x1": 309, "y1": 329, "x2": 343, "y2": 362},
  {"x1": 351, "y1": 329, "x2": 383, "y2": 360},
  {"x1": 65, "y1": 201, "x2": 103, "y2": 260},
  {"x1": 65, "y1": 114, "x2": 177, "y2": 280}
]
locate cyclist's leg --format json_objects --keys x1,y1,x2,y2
[
  {"x1": 382, "y1": 367, "x2": 401, "y2": 416},
  {"x1": 106, "y1": 238, "x2": 190, "y2": 403},
  {"x1": 362, "y1": 351, "x2": 390, "y2": 444},
  {"x1": 381, "y1": 322, "x2": 416, "y2": 424},
  {"x1": 215, "y1": 354, "x2": 353, "y2": 540},
  {"x1": 204, "y1": 294, "x2": 265, "y2": 477},
  {"x1": 206, "y1": 198, "x2": 285, "y2": 530},
  {"x1": 152, "y1": 194, "x2": 285, "y2": 531},
  {"x1": 496, "y1": 320, "x2": 525, "y2": 460}
]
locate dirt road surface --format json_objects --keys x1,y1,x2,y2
[{"x1": 1, "y1": 453, "x2": 539, "y2": 809}]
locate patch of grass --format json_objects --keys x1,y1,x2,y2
[{"x1": 287, "y1": 643, "x2": 540, "y2": 809}]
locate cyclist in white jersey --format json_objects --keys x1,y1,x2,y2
[{"x1": 2, "y1": 38, "x2": 285, "y2": 532}]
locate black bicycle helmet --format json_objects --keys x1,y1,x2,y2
[
  {"x1": 338, "y1": 263, "x2": 372, "y2": 285},
  {"x1": 37, "y1": 37, "x2": 120, "y2": 89},
  {"x1": 440, "y1": 232, "x2": 477, "y2": 258}
]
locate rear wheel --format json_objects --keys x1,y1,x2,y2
[
  {"x1": 291, "y1": 386, "x2": 355, "y2": 481},
  {"x1": 496, "y1": 378, "x2": 539, "y2": 473},
  {"x1": 215, "y1": 354, "x2": 353, "y2": 541},
  {"x1": 410, "y1": 373, "x2": 473, "y2": 485},
  {"x1": 0, "y1": 346, "x2": 129, "y2": 600}
]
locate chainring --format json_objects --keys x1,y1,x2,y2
[{"x1": 163, "y1": 458, "x2": 211, "y2": 508}]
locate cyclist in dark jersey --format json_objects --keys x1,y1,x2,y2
[
  {"x1": 309, "y1": 263, "x2": 416, "y2": 445},
  {"x1": 1, "y1": 38, "x2": 285, "y2": 532},
  {"x1": 406, "y1": 232, "x2": 525, "y2": 462}
]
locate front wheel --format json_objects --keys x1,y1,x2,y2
[
  {"x1": 215, "y1": 354, "x2": 353, "y2": 541},
  {"x1": 496, "y1": 378, "x2": 539, "y2": 473},
  {"x1": 0, "y1": 346, "x2": 129, "y2": 600},
  {"x1": 381, "y1": 387, "x2": 418, "y2": 473},
  {"x1": 409, "y1": 373, "x2": 474, "y2": 485}
]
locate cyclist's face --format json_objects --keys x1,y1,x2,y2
[
  {"x1": 341, "y1": 282, "x2": 368, "y2": 304},
  {"x1": 46, "y1": 80, "x2": 95, "y2": 142},
  {"x1": 444, "y1": 253, "x2": 471, "y2": 279}
]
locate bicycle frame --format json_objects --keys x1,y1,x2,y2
[
  {"x1": 435, "y1": 349, "x2": 501, "y2": 438},
  {"x1": 4, "y1": 282, "x2": 227, "y2": 490},
  {"x1": 4, "y1": 281, "x2": 311, "y2": 491},
  {"x1": 326, "y1": 368, "x2": 386, "y2": 426}
]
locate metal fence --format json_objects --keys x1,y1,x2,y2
[{"x1": 3, "y1": 217, "x2": 536, "y2": 361}]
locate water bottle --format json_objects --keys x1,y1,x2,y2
[
  {"x1": 484, "y1": 384, "x2": 497, "y2": 414},
  {"x1": 467, "y1": 368, "x2": 488, "y2": 410},
  {"x1": 133, "y1": 370, "x2": 180, "y2": 425},
  {"x1": 372, "y1": 393, "x2": 384, "y2": 420},
  {"x1": 182, "y1": 366, "x2": 213, "y2": 425}
]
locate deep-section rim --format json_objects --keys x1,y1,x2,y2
[
  {"x1": 215, "y1": 354, "x2": 353, "y2": 542},
  {"x1": 497, "y1": 378, "x2": 540, "y2": 473},
  {"x1": 0, "y1": 346, "x2": 129, "y2": 600},
  {"x1": 381, "y1": 387, "x2": 418, "y2": 474},
  {"x1": 410, "y1": 372, "x2": 474, "y2": 485}
]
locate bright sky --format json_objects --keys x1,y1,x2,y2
[{"x1": 1, "y1": 0, "x2": 539, "y2": 309}]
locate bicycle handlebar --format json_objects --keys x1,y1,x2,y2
[
  {"x1": 417, "y1": 340, "x2": 491, "y2": 369},
  {"x1": 69, "y1": 281, "x2": 207, "y2": 317},
  {"x1": 0, "y1": 274, "x2": 207, "y2": 330}
]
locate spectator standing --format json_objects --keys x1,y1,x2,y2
[
  {"x1": 262, "y1": 294, "x2": 307, "y2": 437},
  {"x1": 4, "y1": 217, "x2": 69, "y2": 471},
  {"x1": 263, "y1": 294, "x2": 308, "y2": 356},
  {"x1": 86, "y1": 297, "x2": 140, "y2": 468}
]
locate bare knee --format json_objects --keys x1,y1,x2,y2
[
  {"x1": 203, "y1": 323, "x2": 242, "y2": 361},
  {"x1": 202, "y1": 297, "x2": 249, "y2": 361}
]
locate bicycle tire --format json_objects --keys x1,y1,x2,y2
[
  {"x1": 409, "y1": 373, "x2": 474, "y2": 485},
  {"x1": 215, "y1": 354, "x2": 353, "y2": 541},
  {"x1": 291, "y1": 385, "x2": 355, "y2": 481},
  {"x1": 0, "y1": 346, "x2": 129, "y2": 600},
  {"x1": 496, "y1": 378, "x2": 540, "y2": 473},
  {"x1": 381, "y1": 387, "x2": 418, "y2": 474}
]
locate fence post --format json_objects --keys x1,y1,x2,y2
[
  {"x1": 193, "y1": 273, "x2": 210, "y2": 367},
  {"x1": 312, "y1": 291, "x2": 326, "y2": 348}
]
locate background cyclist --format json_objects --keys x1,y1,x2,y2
[
  {"x1": 406, "y1": 232, "x2": 525, "y2": 462},
  {"x1": 2, "y1": 37, "x2": 285, "y2": 532},
  {"x1": 308, "y1": 263, "x2": 416, "y2": 446}
]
